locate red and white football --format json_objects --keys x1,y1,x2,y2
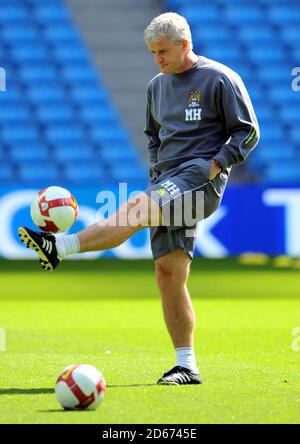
[
  {"x1": 55, "y1": 364, "x2": 106, "y2": 410},
  {"x1": 30, "y1": 186, "x2": 78, "y2": 233}
]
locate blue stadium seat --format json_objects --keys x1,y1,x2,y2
[
  {"x1": 255, "y1": 105, "x2": 274, "y2": 121},
  {"x1": 18, "y1": 163, "x2": 61, "y2": 183},
  {"x1": 34, "y1": 103, "x2": 75, "y2": 124},
  {"x1": 280, "y1": 105, "x2": 299, "y2": 123},
  {"x1": 260, "y1": 0, "x2": 297, "y2": 4},
  {"x1": 110, "y1": 163, "x2": 148, "y2": 182},
  {"x1": 193, "y1": 27, "x2": 232, "y2": 45},
  {"x1": 60, "y1": 65, "x2": 99, "y2": 85},
  {"x1": 259, "y1": 123, "x2": 285, "y2": 144},
  {"x1": 1, "y1": 125, "x2": 40, "y2": 143},
  {"x1": 10, "y1": 143, "x2": 49, "y2": 162},
  {"x1": 205, "y1": 47, "x2": 242, "y2": 64},
  {"x1": 42, "y1": 25, "x2": 81, "y2": 44},
  {"x1": 180, "y1": 6, "x2": 222, "y2": 27},
  {"x1": 268, "y1": 88, "x2": 299, "y2": 104},
  {"x1": 247, "y1": 46, "x2": 286, "y2": 63},
  {"x1": 221, "y1": 0, "x2": 264, "y2": 3},
  {"x1": 70, "y1": 86, "x2": 109, "y2": 104},
  {"x1": 253, "y1": 144, "x2": 295, "y2": 165},
  {"x1": 89, "y1": 126, "x2": 130, "y2": 145},
  {"x1": 33, "y1": 6, "x2": 71, "y2": 23},
  {"x1": 0, "y1": 89, "x2": 22, "y2": 105},
  {"x1": 225, "y1": 6, "x2": 264, "y2": 24},
  {"x1": 45, "y1": 125, "x2": 86, "y2": 144},
  {"x1": 98, "y1": 145, "x2": 139, "y2": 163},
  {"x1": 290, "y1": 127, "x2": 300, "y2": 144},
  {"x1": 268, "y1": 7, "x2": 300, "y2": 24},
  {"x1": 257, "y1": 66, "x2": 292, "y2": 83},
  {"x1": 0, "y1": 105, "x2": 30, "y2": 123},
  {"x1": 53, "y1": 144, "x2": 95, "y2": 162},
  {"x1": 292, "y1": 48, "x2": 300, "y2": 62},
  {"x1": 26, "y1": 0, "x2": 63, "y2": 5},
  {"x1": 9, "y1": 45, "x2": 49, "y2": 62},
  {"x1": 0, "y1": 163, "x2": 14, "y2": 182},
  {"x1": 264, "y1": 164, "x2": 300, "y2": 183},
  {"x1": 0, "y1": 6, "x2": 29, "y2": 23},
  {"x1": 280, "y1": 26, "x2": 300, "y2": 45},
  {"x1": 78, "y1": 105, "x2": 119, "y2": 125},
  {"x1": 1, "y1": 25, "x2": 40, "y2": 42},
  {"x1": 26, "y1": 85, "x2": 67, "y2": 103},
  {"x1": 51, "y1": 45, "x2": 90, "y2": 63},
  {"x1": 64, "y1": 162, "x2": 108, "y2": 184},
  {"x1": 287, "y1": 41, "x2": 300, "y2": 55},
  {"x1": 0, "y1": 145, "x2": 5, "y2": 160},
  {"x1": 18, "y1": 64, "x2": 58, "y2": 83},
  {"x1": 165, "y1": 0, "x2": 192, "y2": 8},
  {"x1": 237, "y1": 27, "x2": 276, "y2": 44}
]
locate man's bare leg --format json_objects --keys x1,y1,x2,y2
[
  {"x1": 18, "y1": 192, "x2": 163, "y2": 270},
  {"x1": 65, "y1": 192, "x2": 162, "y2": 254},
  {"x1": 155, "y1": 249, "x2": 195, "y2": 348},
  {"x1": 155, "y1": 248, "x2": 199, "y2": 376}
]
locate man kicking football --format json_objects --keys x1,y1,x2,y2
[{"x1": 19, "y1": 13, "x2": 259, "y2": 385}]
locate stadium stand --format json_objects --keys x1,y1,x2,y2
[
  {"x1": 166, "y1": 0, "x2": 300, "y2": 183},
  {"x1": 0, "y1": 0, "x2": 147, "y2": 185},
  {"x1": 0, "y1": 0, "x2": 299, "y2": 186}
]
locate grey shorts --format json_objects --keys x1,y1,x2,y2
[{"x1": 144, "y1": 158, "x2": 230, "y2": 260}]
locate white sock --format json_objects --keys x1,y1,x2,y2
[
  {"x1": 176, "y1": 347, "x2": 198, "y2": 373},
  {"x1": 55, "y1": 234, "x2": 80, "y2": 259}
]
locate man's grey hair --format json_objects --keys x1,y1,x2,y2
[{"x1": 144, "y1": 12, "x2": 193, "y2": 49}]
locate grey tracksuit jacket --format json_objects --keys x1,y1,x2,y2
[{"x1": 145, "y1": 56, "x2": 260, "y2": 175}]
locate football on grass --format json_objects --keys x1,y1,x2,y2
[
  {"x1": 30, "y1": 186, "x2": 78, "y2": 233},
  {"x1": 55, "y1": 364, "x2": 106, "y2": 410}
]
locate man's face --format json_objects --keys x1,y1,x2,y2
[{"x1": 147, "y1": 37, "x2": 188, "y2": 74}]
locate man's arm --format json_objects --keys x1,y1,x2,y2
[
  {"x1": 144, "y1": 84, "x2": 161, "y2": 176},
  {"x1": 212, "y1": 74, "x2": 260, "y2": 172}
]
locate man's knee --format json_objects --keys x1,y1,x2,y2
[{"x1": 155, "y1": 249, "x2": 191, "y2": 287}]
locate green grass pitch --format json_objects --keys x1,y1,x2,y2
[{"x1": 0, "y1": 259, "x2": 299, "y2": 424}]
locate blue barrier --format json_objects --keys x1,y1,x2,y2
[{"x1": 0, "y1": 184, "x2": 298, "y2": 258}]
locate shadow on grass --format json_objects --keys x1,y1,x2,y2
[
  {"x1": 0, "y1": 258, "x2": 288, "y2": 274},
  {"x1": 0, "y1": 383, "x2": 157, "y2": 396},
  {"x1": 38, "y1": 409, "x2": 78, "y2": 413},
  {"x1": 0, "y1": 388, "x2": 54, "y2": 395},
  {"x1": 108, "y1": 383, "x2": 157, "y2": 388}
]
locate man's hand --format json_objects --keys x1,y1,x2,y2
[{"x1": 208, "y1": 160, "x2": 222, "y2": 180}]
